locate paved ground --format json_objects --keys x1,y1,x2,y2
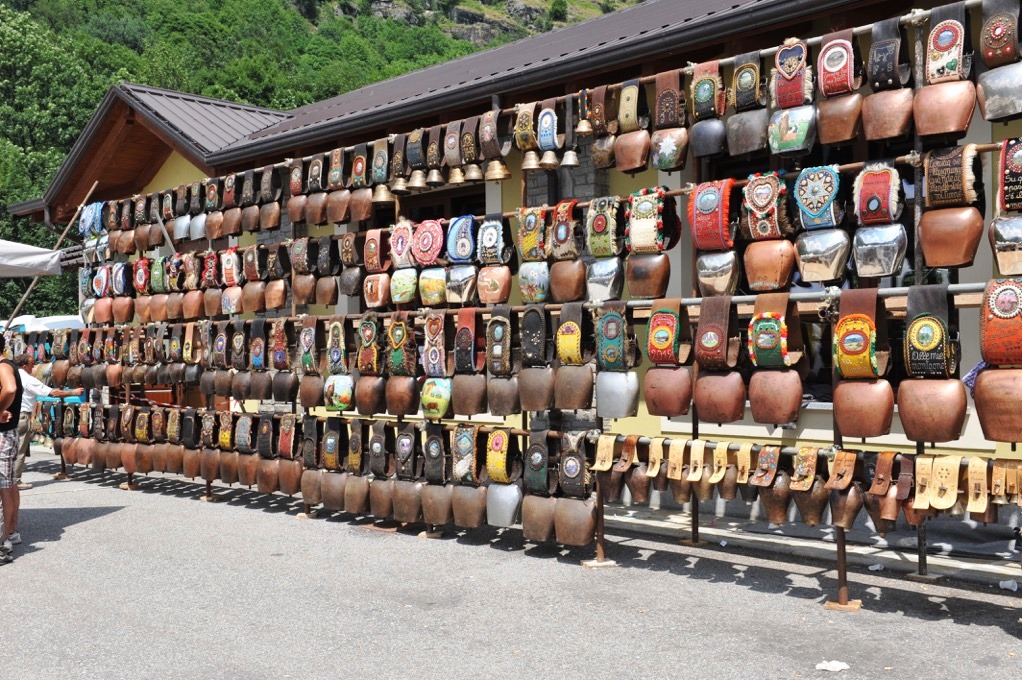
[{"x1": 1, "y1": 449, "x2": 1020, "y2": 680}]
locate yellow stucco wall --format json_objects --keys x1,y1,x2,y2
[{"x1": 142, "y1": 151, "x2": 205, "y2": 195}]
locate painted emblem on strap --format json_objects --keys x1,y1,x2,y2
[
  {"x1": 412, "y1": 219, "x2": 444, "y2": 266},
  {"x1": 743, "y1": 172, "x2": 786, "y2": 240},
  {"x1": 905, "y1": 314, "x2": 955, "y2": 378},
  {"x1": 452, "y1": 425, "x2": 477, "y2": 484},
  {"x1": 795, "y1": 166, "x2": 841, "y2": 229},
  {"x1": 773, "y1": 40, "x2": 812, "y2": 108},
  {"x1": 999, "y1": 139, "x2": 1022, "y2": 213},
  {"x1": 389, "y1": 220, "x2": 415, "y2": 268},
  {"x1": 818, "y1": 38, "x2": 855, "y2": 97},
  {"x1": 748, "y1": 313, "x2": 790, "y2": 367},
  {"x1": 486, "y1": 315, "x2": 512, "y2": 376},
  {"x1": 357, "y1": 316, "x2": 379, "y2": 375},
  {"x1": 648, "y1": 308, "x2": 680, "y2": 365},
  {"x1": 446, "y1": 215, "x2": 475, "y2": 263},
  {"x1": 596, "y1": 308, "x2": 628, "y2": 371},
  {"x1": 627, "y1": 186, "x2": 670, "y2": 253},
  {"x1": 689, "y1": 181, "x2": 733, "y2": 251},
  {"x1": 477, "y1": 219, "x2": 506, "y2": 264},
  {"x1": 834, "y1": 313, "x2": 878, "y2": 378},
  {"x1": 854, "y1": 162, "x2": 900, "y2": 226},
  {"x1": 517, "y1": 207, "x2": 547, "y2": 261},
  {"x1": 586, "y1": 195, "x2": 620, "y2": 257},
  {"x1": 537, "y1": 107, "x2": 558, "y2": 151},
  {"x1": 927, "y1": 20, "x2": 966, "y2": 83},
  {"x1": 423, "y1": 312, "x2": 446, "y2": 378},
  {"x1": 556, "y1": 320, "x2": 583, "y2": 365}
]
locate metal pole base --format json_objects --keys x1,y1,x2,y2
[
  {"x1": 823, "y1": 599, "x2": 862, "y2": 612},
  {"x1": 906, "y1": 572, "x2": 944, "y2": 584}
]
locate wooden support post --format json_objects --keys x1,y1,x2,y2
[{"x1": 583, "y1": 473, "x2": 617, "y2": 568}]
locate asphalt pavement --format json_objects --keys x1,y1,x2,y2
[{"x1": 1, "y1": 448, "x2": 1020, "y2": 680}]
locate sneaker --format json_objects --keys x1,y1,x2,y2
[
  {"x1": 7, "y1": 532, "x2": 20, "y2": 545},
  {"x1": 0, "y1": 540, "x2": 11, "y2": 555},
  {"x1": 0, "y1": 553, "x2": 12, "y2": 565},
  {"x1": 16, "y1": 482, "x2": 32, "y2": 490}
]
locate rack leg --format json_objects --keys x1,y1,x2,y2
[
  {"x1": 297, "y1": 502, "x2": 316, "y2": 520},
  {"x1": 583, "y1": 474, "x2": 617, "y2": 568},
  {"x1": 119, "y1": 472, "x2": 140, "y2": 491},
  {"x1": 53, "y1": 450, "x2": 69, "y2": 480},
  {"x1": 680, "y1": 496, "x2": 707, "y2": 547},
  {"x1": 824, "y1": 527, "x2": 862, "y2": 611},
  {"x1": 200, "y1": 479, "x2": 221, "y2": 502},
  {"x1": 907, "y1": 520, "x2": 943, "y2": 583}
]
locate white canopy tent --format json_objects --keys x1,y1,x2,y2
[{"x1": 0, "y1": 239, "x2": 62, "y2": 278}]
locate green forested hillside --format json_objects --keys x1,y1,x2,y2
[{"x1": 0, "y1": 0, "x2": 613, "y2": 317}]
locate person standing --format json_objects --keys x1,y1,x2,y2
[
  {"x1": 0, "y1": 335, "x2": 24, "y2": 564},
  {"x1": 13, "y1": 352, "x2": 82, "y2": 490}
]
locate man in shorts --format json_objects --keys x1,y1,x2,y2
[
  {"x1": 0, "y1": 335, "x2": 25, "y2": 564},
  {"x1": 14, "y1": 352, "x2": 83, "y2": 490}
]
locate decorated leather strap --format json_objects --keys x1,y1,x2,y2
[
  {"x1": 982, "y1": 0, "x2": 1019, "y2": 68},
  {"x1": 266, "y1": 243, "x2": 289, "y2": 279},
  {"x1": 999, "y1": 138, "x2": 1022, "y2": 213},
  {"x1": 485, "y1": 428, "x2": 521, "y2": 485},
  {"x1": 749, "y1": 446, "x2": 780, "y2": 488},
  {"x1": 905, "y1": 284, "x2": 959, "y2": 379},
  {"x1": 617, "y1": 79, "x2": 648, "y2": 133},
  {"x1": 270, "y1": 319, "x2": 289, "y2": 371},
  {"x1": 550, "y1": 199, "x2": 580, "y2": 260},
  {"x1": 299, "y1": 416, "x2": 319, "y2": 469},
  {"x1": 395, "y1": 421, "x2": 420, "y2": 481},
  {"x1": 929, "y1": 455, "x2": 962, "y2": 510},
  {"x1": 221, "y1": 174, "x2": 237, "y2": 209},
  {"x1": 422, "y1": 310, "x2": 447, "y2": 378},
  {"x1": 689, "y1": 180, "x2": 735, "y2": 251},
  {"x1": 478, "y1": 110, "x2": 511, "y2": 160},
  {"x1": 772, "y1": 39, "x2": 812, "y2": 109},
  {"x1": 517, "y1": 207, "x2": 547, "y2": 261},
  {"x1": 585, "y1": 195, "x2": 620, "y2": 257},
  {"x1": 167, "y1": 408, "x2": 182, "y2": 445},
  {"x1": 594, "y1": 302, "x2": 634, "y2": 371},
  {"x1": 559, "y1": 431, "x2": 591, "y2": 498},
  {"x1": 201, "y1": 251, "x2": 219, "y2": 289},
  {"x1": 556, "y1": 302, "x2": 587, "y2": 365},
  {"x1": 62, "y1": 404, "x2": 77, "y2": 438},
  {"x1": 795, "y1": 165, "x2": 842, "y2": 229},
  {"x1": 79, "y1": 328, "x2": 94, "y2": 367},
  {"x1": 685, "y1": 439, "x2": 706, "y2": 482},
  {"x1": 867, "y1": 451, "x2": 897, "y2": 496},
  {"x1": 454, "y1": 309, "x2": 483, "y2": 374},
  {"x1": 730, "y1": 52, "x2": 763, "y2": 112},
  {"x1": 612, "y1": 435, "x2": 640, "y2": 477},
  {"x1": 218, "y1": 411, "x2": 233, "y2": 450},
  {"x1": 161, "y1": 189, "x2": 175, "y2": 221},
  {"x1": 452, "y1": 424, "x2": 484, "y2": 486},
  {"x1": 477, "y1": 214, "x2": 510, "y2": 265},
  {"x1": 78, "y1": 403, "x2": 92, "y2": 439},
  {"x1": 90, "y1": 406, "x2": 103, "y2": 441},
  {"x1": 260, "y1": 165, "x2": 280, "y2": 204},
  {"x1": 290, "y1": 237, "x2": 314, "y2": 275},
  {"x1": 536, "y1": 98, "x2": 562, "y2": 152},
  {"x1": 748, "y1": 292, "x2": 804, "y2": 368},
  {"x1": 520, "y1": 305, "x2": 548, "y2": 367},
  {"x1": 249, "y1": 319, "x2": 266, "y2": 371},
  {"x1": 787, "y1": 447, "x2": 818, "y2": 491},
  {"x1": 895, "y1": 455, "x2": 914, "y2": 501},
  {"x1": 390, "y1": 134, "x2": 407, "y2": 181},
  {"x1": 835, "y1": 288, "x2": 890, "y2": 379},
  {"x1": 460, "y1": 116, "x2": 479, "y2": 165},
  {"x1": 423, "y1": 422, "x2": 448, "y2": 485},
  {"x1": 524, "y1": 430, "x2": 557, "y2": 496},
  {"x1": 167, "y1": 324, "x2": 182, "y2": 363},
  {"x1": 927, "y1": 2, "x2": 971, "y2": 84},
  {"x1": 665, "y1": 439, "x2": 686, "y2": 481},
  {"x1": 212, "y1": 321, "x2": 230, "y2": 369},
  {"x1": 234, "y1": 415, "x2": 253, "y2": 454},
  {"x1": 967, "y1": 456, "x2": 989, "y2": 513},
  {"x1": 743, "y1": 172, "x2": 788, "y2": 240},
  {"x1": 133, "y1": 257, "x2": 151, "y2": 295},
  {"x1": 354, "y1": 313, "x2": 381, "y2": 376},
  {"x1": 299, "y1": 317, "x2": 321, "y2": 376},
  {"x1": 446, "y1": 215, "x2": 475, "y2": 264},
  {"x1": 647, "y1": 298, "x2": 692, "y2": 365},
  {"x1": 818, "y1": 29, "x2": 862, "y2": 98},
  {"x1": 323, "y1": 150, "x2": 342, "y2": 190},
  {"x1": 151, "y1": 407, "x2": 166, "y2": 443},
  {"x1": 691, "y1": 60, "x2": 725, "y2": 121},
  {"x1": 387, "y1": 311, "x2": 417, "y2": 376},
  {"x1": 980, "y1": 278, "x2": 1022, "y2": 366},
  {"x1": 411, "y1": 219, "x2": 444, "y2": 266},
  {"x1": 256, "y1": 414, "x2": 275, "y2": 459},
  {"x1": 324, "y1": 315, "x2": 347, "y2": 376},
  {"x1": 349, "y1": 143, "x2": 369, "y2": 189},
  {"x1": 320, "y1": 418, "x2": 342, "y2": 471},
  {"x1": 486, "y1": 305, "x2": 514, "y2": 377},
  {"x1": 406, "y1": 128, "x2": 427, "y2": 171},
  {"x1": 589, "y1": 85, "x2": 618, "y2": 136},
  {"x1": 134, "y1": 410, "x2": 151, "y2": 445},
  {"x1": 426, "y1": 125, "x2": 443, "y2": 172},
  {"x1": 364, "y1": 228, "x2": 390, "y2": 273},
  {"x1": 126, "y1": 327, "x2": 140, "y2": 366},
  {"x1": 924, "y1": 145, "x2": 978, "y2": 208},
  {"x1": 300, "y1": 153, "x2": 323, "y2": 193},
  {"x1": 654, "y1": 69, "x2": 683, "y2": 128},
  {"x1": 199, "y1": 409, "x2": 216, "y2": 448},
  {"x1": 854, "y1": 161, "x2": 901, "y2": 226},
  {"x1": 389, "y1": 219, "x2": 415, "y2": 269},
  {"x1": 868, "y1": 17, "x2": 911, "y2": 90},
  {"x1": 289, "y1": 158, "x2": 305, "y2": 196},
  {"x1": 347, "y1": 421, "x2": 365, "y2": 474},
  {"x1": 1005, "y1": 460, "x2": 1020, "y2": 498},
  {"x1": 240, "y1": 170, "x2": 257, "y2": 206},
  {"x1": 695, "y1": 295, "x2": 739, "y2": 371},
  {"x1": 231, "y1": 320, "x2": 247, "y2": 370},
  {"x1": 277, "y1": 414, "x2": 297, "y2": 459},
  {"x1": 182, "y1": 322, "x2": 199, "y2": 365}
]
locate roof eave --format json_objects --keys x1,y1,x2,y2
[{"x1": 8, "y1": 197, "x2": 46, "y2": 219}]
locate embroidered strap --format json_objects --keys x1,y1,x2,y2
[
  {"x1": 691, "y1": 60, "x2": 725, "y2": 121},
  {"x1": 999, "y1": 138, "x2": 1022, "y2": 213},
  {"x1": 772, "y1": 39, "x2": 813, "y2": 109},
  {"x1": 446, "y1": 215, "x2": 476, "y2": 263},
  {"x1": 212, "y1": 321, "x2": 230, "y2": 369},
  {"x1": 818, "y1": 29, "x2": 862, "y2": 98},
  {"x1": 349, "y1": 143, "x2": 368, "y2": 189},
  {"x1": 364, "y1": 228, "x2": 390, "y2": 273},
  {"x1": 288, "y1": 158, "x2": 305, "y2": 196},
  {"x1": 461, "y1": 117, "x2": 479, "y2": 165},
  {"x1": 981, "y1": 0, "x2": 1019, "y2": 68},
  {"x1": 182, "y1": 322, "x2": 199, "y2": 365},
  {"x1": 835, "y1": 288, "x2": 890, "y2": 378},
  {"x1": 406, "y1": 128, "x2": 426, "y2": 171},
  {"x1": 277, "y1": 414, "x2": 297, "y2": 459},
  {"x1": 537, "y1": 98, "x2": 561, "y2": 152},
  {"x1": 389, "y1": 219, "x2": 415, "y2": 269},
  {"x1": 299, "y1": 317, "x2": 321, "y2": 376},
  {"x1": 325, "y1": 315, "x2": 347, "y2": 375},
  {"x1": 232, "y1": 414, "x2": 252, "y2": 454},
  {"x1": 201, "y1": 250, "x2": 219, "y2": 288},
  {"x1": 422, "y1": 310, "x2": 448, "y2": 378},
  {"x1": 486, "y1": 305, "x2": 514, "y2": 377},
  {"x1": 730, "y1": 51, "x2": 763, "y2": 112},
  {"x1": 387, "y1": 311, "x2": 417, "y2": 376},
  {"x1": 742, "y1": 171, "x2": 788, "y2": 240},
  {"x1": 303, "y1": 153, "x2": 324, "y2": 192},
  {"x1": 795, "y1": 165, "x2": 843, "y2": 229},
  {"x1": 452, "y1": 424, "x2": 484, "y2": 485},
  {"x1": 411, "y1": 219, "x2": 444, "y2": 266},
  {"x1": 485, "y1": 429, "x2": 520, "y2": 484},
  {"x1": 215, "y1": 411, "x2": 232, "y2": 450},
  {"x1": 256, "y1": 414, "x2": 275, "y2": 459},
  {"x1": 514, "y1": 102, "x2": 539, "y2": 151},
  {"x1": 520, "y1": 304, "x2": 548, "y2": 367},
  {"x1": 395, "y1": 422, "x2": 420, "y2": 481},
  {"x1": 980, "y1": 278, "x2": 1022, "y2": 366},
  {"x1": 249, "y1": 319, "x2": 266, "y2": 371},
  {"x1": 558, "y1": 431, "x2": 591, "y2": 498},
  {"x1": 347, "y1": 421, "x2": 365, "y2": 474},
  {"x1": 654, "y1": 69, "x2": 684, "y2": 128},
  {"x1": 585, "y1": 195, "x2": 621, "y2": 257},
  {"x1": 904, "y1": 284, "x2": 958, "y2": 379},
  {"x1": 524, "y1": 430, "x2": 557, "y2": 496},
  {"x1": 617, "y1": 79, "x2": 648, "y2": 133},
  {"x1": 270, "y1": 319, "x2": 289, "y2": 370},
  {"x1": 696, "y1": 295, "x2": 739, "y2": 370},
  {"x1": 321, "y1": 418, "x2": 342, "y2": 471},
  {"x1": 927, "y1": 2, "x2": 971, "y2": 84},
  {"x1": 589, "y1": 84, "x2": 618, "y2": 136},
  {"x1": 556, "y1": 302, "x2": 587, "y2": 365},
  {"x1": 924, "y1": 145, "x2": 979, "y2": 208},
  {"x1": 594, "y1": 302, "x2": 634, "y2": 371},
  {"x1": 370, "y1": 137, "x2": 389, "y2": 185},
  {"x1": 748, "y1": 293, "x2": 804, "y2": 368},
  {"x1": 869, "y1": 17, "x2": 911, "y2": 90},
  {"x1": 647, "y1": 298, "x2": 692, "y2": 365},
  {"x1": 549, "y1": 199, "x2": 580, "y2": 260},
  {"x1": 854, "y1": 161, "x2": 902, "y2": 225},
  {"x1": 426, "y1": 125, "x2": 443, "y2": 171},
  {"x1": 356, "y1": 313, "x2": 380, "y2": 375},
  {"x1": 199, "y1": 409, "x2": 217, "y2": 448},
  {"x1": 132, "y1": 258, "x2": 151, "y2": 295},
  {"x1": 423, "y1": 422, "x2": 448, "y2": 485},
  {"x1": 689, "y1": 180, "x2": 735, "y2": 251},
  {"x1": 517, "y1": 207, "x2": 548, "y2": 261},
  {"x1": 477, "y1": 214, "x2": 510, "y2": 264},
  {"x1": 454, "y1": 308, "x2": 483, "y2": 374}
]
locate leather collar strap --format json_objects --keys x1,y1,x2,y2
[
  {"x1": 869, "y1": 17, "x2": 911, "y2": 90},
  {"x1": 613, "y1": 435, "x2": 640, "y2": 474},
  {"x1": 647, "y1": 298, "x2": 692, "y2": 365},
  {"x1": 300, "y1": 317, "x2": 322, "y2": 376},
  {"x1": 301, "y1": 416, "x2": 320, "y2": 469},
  {"x1": 422, "y1": 310, "x2": 448, "y2": 378},
  {"x1": 387, "y1": 311, "x2": 417, "y2": 376},
  {"x1": 122, "y1": 405, "x2": 138, "y2": 442},
  {"x1": 151, "y1": 407, "x2": 166, "y2": 442},
  {"x1": 133, "y1": 257, "x2": 151, "y2": 295},
  {"x1": 981, "y1": 0, "x2": 1019, "y2": 68},
  {"x1": 648, "y1": 437, "x2": 667, "y2": 480},
  {"x1": 749, "y1": 445, "x2": 780, "y2": 487},
  {"x1": 790, "y1": 447, "x2": 819, "y2": 491},
  {"x1": 325, "y1": 315, "x2": 348, "y2": 375},
  {"x1": 485, "y1": 428, "x2": 521, "y2": 484},
  {"x1": 446, "y1": 215, "x2": 476, "y2": 263},
  {"x1": 62, "y1": 404, "x2": 77, "y2": 438},
  {"x1": 743, "y1": 172, "x2": 788, "y2": 240},
  {"x1": 452, "y1": 424, "x2": 485, "y2": 486},
  {"x1": 412, "y1": 219, "x2": 444, "y2": 266},
  {"x1": 795, "y1": 165, "x2": 843, "y2": 229},
  {"x1": 550, "y1": 199, "x2": 580, "y2": 260},
  {"x1": 854, "y1": 161, "x2": 902, "y2": 225},
  {"x1": 79, "y1": 328, "x2": 94, "y2": 366},
  {"x1": 278, "y1": 414, "x2": 297, "y2": 459},
  {"x1": 927, "y1": 2, "x2": 972, "y2": 84},
  {"x1": 556, "y1": 302, "x2": 589, "y2": 365},
  {"x1": 443, "y1": 120, "x2": 463, "y2": 168},
  {"x1": 270, "y1": 319, "x2": 289, "y2": 370},
  {"x1": 686, "y1": 440, "x2": 706, "y2": 482},
  {"x1": 166, "y1": 408, "x2": 182, "y2": 444},
  {"x1": 395, "y1": 421, "x2": 421, "y2": 481},
  {"x1": 323, "y1": 149, "x2": 343, "y2": 190},
  {"x1": 905, "y1": 283, "x2": 959, "y2": 378},
  {"x1": 222, "y1": 174, "x2": 237, "y2": 208},
  {"x1": 689, "y1": 180, "x2": 735, "y2": 251},
  {"x1": 249, "y1": 319, "x2": 266, "y2": 371},
  {"x1": 454, "y1": 308, "x2": 484, "y2": 373},
  {"x1": 406, "y1": 128, "x2": 427, "y2": 170},
  {"x1": 339, "y1": 233, "x2": 361, "y2": 266},
  {"x1": 748, "y1": 292, "x2": 804, "y2": 368},
  {"x1": 364, "y1": 229, "x2": 390, "y2": 273},
  {"x1": 199, "y1": 409, "x2": 216, "y2": 448},
  {"x1": 695, "y1": 295, "x2": 740, "y2": 370},
  {"x1": 924, "y1": 145, "x2": 979, "y2": 208},
  {"x1": 967, "y1": 456, "x2": 989, "y2": 513},
  {"x1": 317, "y1": 236, "x2": 338, "y2": 276},
  {"x1": 517, "y1": 207, "x2": 548, "y2": 261},
  {"x1": 868, "y1": 451, "x2": 897, "y2": 496},
  {"x1": 201, "y1": 251, "x2": 219, "y2": 289},
  {"x1": 912, "y1": 455, "x2": 935, "y2": 510},
  {"x1": 347, "y1": 421, "x2": 365, "y2": 474},
  {"x1": 691, "y1": 61, "x2": 725, "y2": 121},
  {"x1": 218, "y1": 411, "x2": 234, "y2": 450},
  {"x1": 999, "y1": 138, "x2": 1022, "y2": 212},
  {"x1": 143, "y1": 327, "x2": 155, "y2": 364},
  {"x1": 212, "y1": 321, "x2": 230, "y2": 369},
  {"x1": 356, "y1": 313, "x2": 381, "y2": 375},
  {"x1": 524, "y1": 430, "x2": 558, "y2": 496},
  {"x1": 486, "y1": 305, "x2": 515, "y2": 377},
  {"x1": 537, "y1": 99, "x2": 561, "y2": 152},
  {"x1": 182, "y1": 322, "x2": 198, "y2": 365},
  {"x1": 168, "y1": 324, "x2": 183, "y2": 363},
  {"x1": 234, "y1": 414, "x2": 253, "y2": 454},
  {"x1": 589, "y1": 85, "x2": 618, "y2": 136},
  {"x1": 477, "y1": 214, "x2": 511, "y2": 264},
  {"x1": 390, "y1": 219, "x2": 415, "y2": 269},
  {"x1": 321, "y1": 418, "x2": 343, "y2": 471},
  {"x1": 594, "y1": 302, "x2": 635, "y2": 371},
  {"x1": 68, "y1": 329, "x2": 79, "y2": 364},
  {"x1": 835, "y1": 288, "x2": 890, "y2": 378},
  {"x1": 818, "y1": 29, "x2": 862, "y2": 98},
  {"x1": 617, "y1": 79, "x2": 648, "y2": 133},
  {"x1": 980, "y1": 278, "x2": 1022, "y2": 366},
  {"x1": 461, "y1": 117, "x2": 479, "y2": 164},
  {"x1": 520, "y1": 304, "x2": 549, "y2": 367},
  {"x1": 772, "y1": 39, "x2": 812, "y2": 109},
  {"x1": 665, "y1": 439, "x2": 686, "y2": 481},
  {"x1": 426, "y1": 125, "x2": 443, "y2": 171},
  {"x1": 256, "y1": 414, "x2": 275, "y2": 459},
  {"x1": 423, "y1": 422, "x2": 449, "y2": 484},
  {"x1": 349, "y1": 143, "x2": 369, "y2": 189},
  {"x1": 730, "y1": 52, "x2": 763, "y2": 112},
  {"x1": 229, "y1": 321, "x2": 246, "y2": 370},
  {"x1": 895, "y1": 455, "x2": 914, "y2": 500},
  {"x1": 267, "y1": 243, "x2": 291, "y2": 279},
  {"x1": 243, "y1": 245, "x2": 266, "y2": 281},
  {"x1": 559, "y1": 431, "x2": 591, "y2": 497},
  {"x1": 289, "y1": 159, "x2": 305, "y2": 196},
  {"x1": 390, "y1": 134, "x2": 407, "y2": 180},
  {"x1": 134, "y1": 410, "x2": 151, "y2": 445},
  {"x1": 478, "y1": 110, "x2": 512, "y2": 160},
  {"x1": 260, "y1": 165, "x2": 280, "y2": 203},
  {"x1": 241, "y1": 170, "x2": 257, "y2": 206},
  {"x1": 654, "y1": 69, "x2": 684, "y2": 128},
  {"x1": 585, "y1": 196, "x2": 621, "y2": 257}
]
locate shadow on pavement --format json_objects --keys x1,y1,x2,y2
[{"x1": 17, "y1": 505, "x2": 124, "y2": 555}]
